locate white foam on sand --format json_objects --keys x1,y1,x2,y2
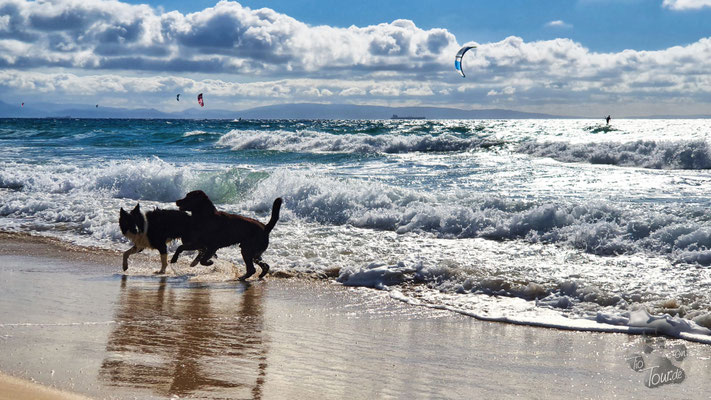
[
  {"x1": 387, "y1": 288, "x2": 711, "y2": 344},
  {"x1": 334, "y1": 257, "x2": 711, "y2": 344}
]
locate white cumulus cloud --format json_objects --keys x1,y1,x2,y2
[
  {"x1": 2, "y1": 0, "x2": 711, "y2": 115},
  {"x1": 662, "y1": 0, "x2": 711, "y2": 10},
  {"x1": 0, "y1": 0, "x2": 459, "y2": 76},
  {"x1": 545, "y1": 20, "x2": 572, "y2": 28}
]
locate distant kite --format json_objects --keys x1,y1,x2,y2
[
  {"x1": 177, "y1": 94, "x2": 180, "y2": 102},
  {"x1": 21, "y1": 102, "x2": 24, "y2": 107},
  {"x1": 454, "y1": 45, "x2": 477, "y2": 78},
  {"x1": 197, "y1": 93, "x2": 204, "y2": 107}
]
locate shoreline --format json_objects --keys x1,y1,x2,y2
[
  {"x1": 6, "y1": 231, "x2": 709, "y2": 344},
  {"x1": 1, "y1": 232, "x2": 710, "y2": 398}
]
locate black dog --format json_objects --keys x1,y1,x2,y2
[
  {"x1": 119, "y1": 204, "x2": 211, "y2": 274},
  {"x1": 170, "y1": 191, "x2": 282, "y2": 280}
]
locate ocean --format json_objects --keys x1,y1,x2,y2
[{"x1": 2, "y1": 117, "x2": 711, "y2": 342}]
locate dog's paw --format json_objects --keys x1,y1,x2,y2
[
  {"x1": 199, "y1": 260, "x2": 214, "y2": 266},
  {"x1": 122, "y1": 262, "x2": 128, "y2": 271}
]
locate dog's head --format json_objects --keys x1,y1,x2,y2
[
  {"x1": 119, "y1": 204, "x2": 145, "y2": 235},
  {"x1": 176, "y1": 190, "x2": 216, "y2": 214}
]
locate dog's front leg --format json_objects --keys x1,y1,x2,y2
[
  {"x1": 170, "y1": 244, "x2": 186, "y2": 264},
  {"x1": 188, "y1": 249, "x2": 215, "y2": 267},
  {"x1": 192, "y1": 248, "x2": 216, "y2": 267},
  {"x1": 189, "y1": 250, "x2": 203, "y2": 267},
  {"x1": 198, "y1": 248, "x2": 215, "y2": 266},
  {"x1": 122, "y1": 245, "x2": 139, "y2": 271},
  {"x1": 171, "y1": 242, "x2": 203, "y2": 264}
]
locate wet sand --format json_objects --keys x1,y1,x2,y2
[
  {"x1": 1, "y1": 233, "x2": 710, "y2": 399},
  {"x1": 0, "y1": 372, "x2": 91, "y2": 400}
]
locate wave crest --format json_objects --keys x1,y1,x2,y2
[
  {"x1": 216, "y1": 129, "x2": 498, "y2": 154},
  {"x1": 517, "y1": 140, "x2": 711, "y2": 169},
  {"x1": 246, "y1": 170, "x2": 711, "y2": 263}
]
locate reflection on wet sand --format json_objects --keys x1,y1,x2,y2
[{"x1": 100, "y1": 276, "x2": 268, "y2": 399}]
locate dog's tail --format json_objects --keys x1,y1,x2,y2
[{"x1": 265, "y1": 198, "x2": 283, "y2": 233}]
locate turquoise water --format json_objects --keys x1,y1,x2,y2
[{"x1": 2, "y1": 117, "x2": 711, "y2": 341}]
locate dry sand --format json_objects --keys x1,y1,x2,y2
[{"x1": 0, "y1": 233, "x2": 710, "y2": 399}]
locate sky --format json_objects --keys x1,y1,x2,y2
[{"x1": 2, "y1": 0, "x2": 711, "y2": 116}]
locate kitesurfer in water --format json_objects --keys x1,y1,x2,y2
[{"x1": 606, "y1": 115, "x2": 611, "y2": 125}]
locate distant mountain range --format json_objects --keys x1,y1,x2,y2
[
  {"x1": 234, "y1": 103, "x2": 563, "y2": 119},
  {"x1": 0, "y1": 101, "x2": 566, "y2": 119},
  {"x1": 1, "y1": 101, "x2": 709, "y2": 119}
]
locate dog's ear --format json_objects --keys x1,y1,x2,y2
[
  {"x1": 132, "y1": 203, "x2": 141, "y2": 213},
  {"x1": 120, "y1": 208, "x2": 128, "y2": 216}
]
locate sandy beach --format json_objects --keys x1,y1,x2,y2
[
  {"x1": 0, "y1": 372, "x2": 91, "y2": 400},
  {"x1": 0, "y1": 233, "x2": 709, "y2": 399}
]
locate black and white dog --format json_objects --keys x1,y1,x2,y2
[{"x1": 119, "y1": 204, "x2": 212, "y2": 274}]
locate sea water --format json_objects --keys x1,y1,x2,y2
[{"x1": 2, "y1": 118, "x2": 711, "y2": 342}]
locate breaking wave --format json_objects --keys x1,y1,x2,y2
[
  {"x1": 216, "y1": 129, "x2": 500, "y2": 154},
  {"x1": 4, "y1": 158, "x2": 711, "y2": 267},
  {"x1": 517, "y1": 140, "x2": 711, "y2": 169},
  {"x1": 239, "y1": 170, "x2": 711, "y2": 265}
]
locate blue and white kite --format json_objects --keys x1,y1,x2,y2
[{"x1": 454, "y1": 45, "x2": 477, "y2": 78}]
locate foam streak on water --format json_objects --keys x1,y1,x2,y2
[{"x1": 2, "y1": 118, "x2": 711, "y2": 342}]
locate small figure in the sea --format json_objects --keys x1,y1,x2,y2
[{"x1": 606, "y1": 115, "x2": 611, "y2": 125}]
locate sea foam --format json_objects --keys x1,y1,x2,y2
[
  {"x1": 245, "y1": 169, "x2": 711, "y2": 264},
  {"x1": 5, "y1": 158, "x2": 711, "y2": 266},
  {"x1": 216, "y1": 129, "x2": 498, "y2": 154},
  {"x1": 517, "y1": 140, "x2": 711, "y2": 169}
]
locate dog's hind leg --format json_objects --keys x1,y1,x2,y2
[
  {"x1": 122, "y1": 245, "x2": 139, "y2": 271},
  {"x1": 155, "y1": 243, "x2": 169, "y2": 274},
  {"x1": 255, "y1": 257, "x2": 270, "y2": 279},
  {"x1": 238, "y1": 249, "x2": 257, "y2": 281}
]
